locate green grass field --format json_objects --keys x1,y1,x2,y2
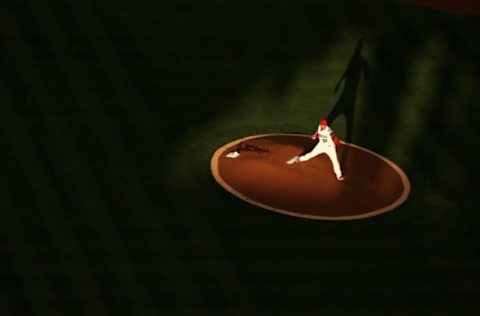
[{"x1": 1, "y1": 0, "x2": 480, "y2": 315}]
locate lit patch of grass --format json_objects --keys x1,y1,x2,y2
[{"x1": 165, "y1": 30, "x2": 364, "y2": 190}]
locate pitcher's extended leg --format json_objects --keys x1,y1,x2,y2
[{"x1": 299, "y1": 143, "x2": 324, "y2": 162}]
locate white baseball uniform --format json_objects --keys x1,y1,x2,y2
[{"x1": 298, "y1": 125, "x2": 343, "y2": 179}]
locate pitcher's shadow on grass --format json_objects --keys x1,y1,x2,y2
[
  {"x1": 295, "y1": 40, "x2": 371, "y2": 159},
  {"x1": 327, "y1": 39, "x2": 371, "y2": 170}
]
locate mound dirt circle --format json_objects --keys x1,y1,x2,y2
[{"x1": 211, "y1": 134, "x2": 410, "y2": 220}]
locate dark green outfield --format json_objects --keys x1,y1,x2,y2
[{"x1": 1, "y1": 0, "x2": 480, "y2": 315}]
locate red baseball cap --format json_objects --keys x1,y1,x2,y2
[{"x1": 319, "y1": 118, "x2": 328, "y2": 125}]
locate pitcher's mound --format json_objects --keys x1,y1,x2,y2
[{"x1": 211, "y1": 134, "x2": 410, "y2": 220}]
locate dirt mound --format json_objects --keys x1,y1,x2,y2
[{"x1": 211, "y1": 134, "x2": 410, "y2": 220}]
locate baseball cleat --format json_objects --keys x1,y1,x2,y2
[
  {"x1": 286, "y1": 156, "x2": 300, "y2": 165},
  {"x1": 337, "y1": 176, "x2": 344, "y2": 181}
]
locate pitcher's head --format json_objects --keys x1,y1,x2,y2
[{"x1": 319, "y1": 118, "x2": 328, "y2": 128}]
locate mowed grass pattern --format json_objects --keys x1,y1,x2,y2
[{"x1": 1, "y1": 0, "x2": 480, "y2": 315}]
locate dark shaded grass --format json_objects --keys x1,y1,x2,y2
[{"x1": 1, "y1": 0, "x2": 480, "y2": 315}]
